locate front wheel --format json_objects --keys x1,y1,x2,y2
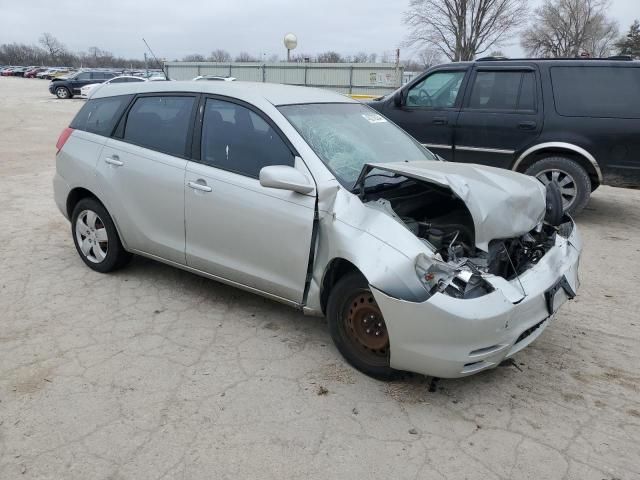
[
  {"x1": 326, "y1": 272, "x2": 398, "y2": 380},
  {"x1": 55, "y1": 86, "x2": 71, "y2": 99},
  {"x1": 71, "y1": 198, "x2": 131, "y2": 273},
  {"x1": 525, "y1": 156, "x2": 591, "y2": 215}
]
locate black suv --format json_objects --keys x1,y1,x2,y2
[
  {"x1": 369, "y1": 58, "x2": 640, "y2": 214},
  {"x1": 49, "y1": 71, "x2": 116, "y2": 99}
]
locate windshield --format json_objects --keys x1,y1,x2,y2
[{"x1": 278, "y1": 103, "x2": 436, "y2": 187}]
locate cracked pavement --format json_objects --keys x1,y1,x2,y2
[{"x1": 0, "y1": 77, "x2": 639, "y2": 479}]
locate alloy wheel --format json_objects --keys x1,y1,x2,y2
[
  {"x1": 535, "y1": 168, "x2": 577, "y2": 211},
  {"x1": 75, "y1": 210, "x2": 108, "y2": 263}
]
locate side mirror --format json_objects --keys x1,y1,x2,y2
[
  {"x1": 259, "y1": 165, "x2": 314, "y2": 194},
  {"x1": 393, "y1": 90, "x2": 405, "y2": 107}
]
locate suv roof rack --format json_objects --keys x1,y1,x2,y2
[{"x1": 475, "y1": 55, "x2": 634, "y2": 62}]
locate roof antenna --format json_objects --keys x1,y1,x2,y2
[{"x1": 142, "y1": 38, "x2": 168, "y2": 80}]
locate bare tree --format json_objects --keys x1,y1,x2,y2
[
  {"x1": 317, "y1": 51, "x2": 343, "y2": 63},
  {"x1": 418, "y1": 47, "x2": 442, "y2": 67},
  {"x1": 235, "y1": 51, "x2": 258, "y2": 62},
  {"x1": 521, "y1": 0, "x2": 619, "y2": 57},
  {"x1": 404, "y1": 0, "x2": 528, "y2": 61},
  {"x1": 352, "y1": 52, "x2": 370, "y2": 63},
  {"x1": 182, "y1": 53, "x2": 206, "y2": 62},
  {"x1": 208, "y1": 49, "x2": 231, "y2": 62},
  {"x1": 38, "y1": 32, "x2": 66, "y2": 61}
]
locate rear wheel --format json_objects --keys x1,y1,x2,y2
[
  {"x1": 327, "y1": 272, "x2": 397, "y2": 379},
  {"x1": 525, "y1": 156, "x2": 591, "y2": 215},
  {"x1": 55, "y1": 86, "x2": 71, "y2": 99},
  {"x1": 71, "y1": 198, "x2": 131, "y2": 273}
]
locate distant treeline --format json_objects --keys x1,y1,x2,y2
[{"x1": 1, "y1": 33, "x2": 436, "y2": 72}]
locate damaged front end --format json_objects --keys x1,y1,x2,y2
[{"x1": 356, "y1": 161, "x2": 572, "y2": 301}]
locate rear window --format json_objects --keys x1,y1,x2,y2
[
  {"x1": 551, "y1": 66, "x2": 640, "y2": 118},
  {"x1": 70, "y1": 94, "x2": 132, "y2": 136},
  {"x1": 123, "y1": 96, "x2": 196, "y2": 157}
]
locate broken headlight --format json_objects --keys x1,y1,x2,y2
[{"x1": 415, "y1": 253, "x2": 494, "y2": 299}]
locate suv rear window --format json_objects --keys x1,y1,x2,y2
[
  {"x1": 551, "y1": 66, "x2": 640, "y2": 118},
  {"x1": 70, "y1": 94, "x2": 132, "y2": 136}
]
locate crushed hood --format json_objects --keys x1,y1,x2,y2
[{"x1": 363, "y1": 161, "x2": 546, "y2": 251}]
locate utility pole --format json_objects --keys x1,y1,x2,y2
[{"x1": 144, "y1": 52, "x2": 148, "y2": 77}]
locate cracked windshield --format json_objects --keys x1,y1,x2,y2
[{"x1": 279, "y1": 103, "x2": 435, "y2": 187}]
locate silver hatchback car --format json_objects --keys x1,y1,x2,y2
[{"x1": 53, "y1": 81, "x2": 581, "y2": 379}]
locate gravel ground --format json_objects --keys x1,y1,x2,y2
[{"x1": 1, "y1": 76, "x2": 639, "y2": 480}]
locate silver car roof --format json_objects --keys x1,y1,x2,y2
[{"x1": 89, "y1": 81, "x2": 357, "y2": 106}]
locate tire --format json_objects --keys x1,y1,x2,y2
[
  {"x1": 55, "y1": 86, "x2": 71, "y2": 99},
  {"x1": 524, "y1": 156, "x2": 591, "y2": 216},
  {"x1": 326, "y1": 272, "x2": 398, "y2": 380},
  {"x1": 71, "y1": 198, "x2": 131, "y2": 273}
]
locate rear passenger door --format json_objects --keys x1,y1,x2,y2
[
  {"x1": 96, "y1": 94, "x2": 198, "y2": 264},
  {"x1": 184, "y1": 97, "x2": 316, "y2": 303},
  {"x1": 453, "y1": 67, "x2": 542, "y2": 168}
]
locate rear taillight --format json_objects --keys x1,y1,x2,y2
[{"x1": 56, "y1": 127, "x2": 74, "y2": 153}]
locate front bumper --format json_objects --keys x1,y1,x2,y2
[{"x1": 372, "y1": 223, "x2": 581, "y2": 378}]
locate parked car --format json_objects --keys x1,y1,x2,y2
[
  {"x1": 24, "y1": 67, "x2": 47, "y2": 78},
  {"x1": 192, "y1": 75, "x2": 236, "y2": 81},
  {"x1": 1, "y1": 66, "x2": 18, "y2": 76},
  {"x1": 53, "y1": 82, "x2": 581, "y2": 379},
  {"x1": 368, "y1": 57, "x2": 640, "y2": 215},
  {"x1": 80, "y1": 75, "x2": 147, "y2": 98},
  {"x1": 49, "y1": 70, "x2": 116, "y2": 99}
]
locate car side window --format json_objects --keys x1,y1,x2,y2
[
  {"x1": 123, "y1": 96, "x2": 196, "y2": 157},
  {"x1": 70, "y1": 94, "x2": 133, "y2": 136},
  {"x1": 468, "y1": 71, "x2": 536, "y2": 112},
  {"x1": 200, "y1": 98, "x2": 294, "y2": 178},
  {"x1": 110, "y1": 78, "x2": 129, "y2": 84},
  {"x1": 406, "y1": 71, "x2": 465, "y2": 108},
  {"x1": 75, "y1": 72, "x2": 91, "y2": 81}
]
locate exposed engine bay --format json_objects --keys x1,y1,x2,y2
[{"x1": 362, "y1": 174, "x2": 569, "y2": 299}]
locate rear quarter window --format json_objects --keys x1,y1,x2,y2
[
  {"x1": 70, "y1": 94, "x2": 133, "y2": 137},
  {"x1": 550, "y1": 66, "x2": 640, "y2": 119}
]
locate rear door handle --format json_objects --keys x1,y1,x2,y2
[
  {"x1": 518, "y1": 121, "x2": 537, "y2": 130},
  {"x1": 188, "y1": 180, "x2": 212, "y2": 192},
  {"x1": 433, "y1": 117, "x2": 448, "y2": 125},
  {"x1": 104, "y1": 155, "x2": 123, "y2": 166}
]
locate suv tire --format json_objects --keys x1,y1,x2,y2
[
  {"x1": 71, "y1": 198, "x2": 132, "y2": 273},
  {"x1": 55, "y1": 86, "x2": 72, "y2": 99},
  {"x1": 525, "y1": 156, "x2": 591, "y2": 215},
  {"x1": 326, "y1": 272, "x2": 399, "y2": 380}
]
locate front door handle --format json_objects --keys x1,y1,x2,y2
[
  {"x1": 104, "y1": 155, "x2": 123, "y2": 166},
  {"x1": 188, "y1": 180, "x2": 212, "y2": 192},
  {"x1": 433, "y1": 117, "x2": 448, "y2": 125},
  {"x1": 518, "y1": 121, "x2": 537, "y2": 130}
]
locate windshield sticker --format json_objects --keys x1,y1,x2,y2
[{"x1": 361, "y1": 113, "x2": 387, "y2": 124}]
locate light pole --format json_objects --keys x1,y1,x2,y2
[{"x1": 284, "y1": 33, "x2": 297, "y2": 62}]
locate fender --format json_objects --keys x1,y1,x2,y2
[{"x1": 512, "y1": 142, "x2": 603, "y2": 183}]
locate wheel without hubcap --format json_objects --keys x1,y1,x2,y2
[
  {"x1": 344, "y1": 291, "x2": 389, "y2": 361},
  {"x1": 327, "y1": 272, "x2": 397, "y2": 379}
]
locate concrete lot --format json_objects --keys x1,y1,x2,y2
[{"x1": 0, "y1": 76, "x2": 639, "y2": 480}]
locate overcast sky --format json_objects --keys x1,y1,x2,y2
[{"x1": 0, "y1": 0, "x2": 637, "y2": 62}]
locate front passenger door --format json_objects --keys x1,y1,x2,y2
[
  {"x1": 382, "y1": 69, "x2": 467, "y2": 160},
  {"x1": 185, "y1": 98, "x2": 316, "y2": 303}
]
